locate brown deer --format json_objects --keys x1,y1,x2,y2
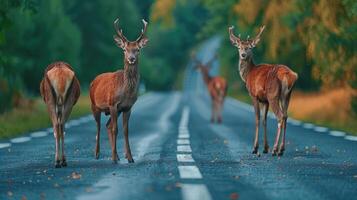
[
  {"x1": 193, "y1": 55, "x2": 227, "y2": 123},
  {"x1": 229, "y1": 25, "x2": 298, "y2": 156},
  {"x1": 89, "y1": 18, "x2": 148, "y2": 163},
  {"x1": 40, "y1": 62, "x2": 81, "y2": 167}
]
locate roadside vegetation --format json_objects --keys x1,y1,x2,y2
[{"x1": 0, "y1": 0, "x2": 356, "y2": 138}]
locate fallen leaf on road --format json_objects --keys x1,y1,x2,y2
[
  {"x1": 85, "y1": 187, "x2": 93, "y2": 193},
  {"x1": 224, "y1": 140, "x2": 229, "y2": 144},
  {"x1": 21, "y1": 195, "x2": 27, "y2": 200},
  {"x1": 71, "y1": 172, "x2": 81, "y2": 179},
  {"x1": 54, "y1": 183, "x2": 59, "y2": 187},
  {"x1": 353, "y1": 175, "x2": 357, "y2": 178},
  {"x1": 230, "y1": 192, "x2": 239, "y2": 200},
  {"x1": 7, "y1": 191, "x2": 13, "y2": 197},
  {"x1": 175, "y1": 182, "x2": 182, "y2": 188}
]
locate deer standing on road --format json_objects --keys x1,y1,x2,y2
[
  {"x1": 193, "y1": 55, "x2": 227, "y2": 123},
  {"x1": 89, "y1": 18, "x2": 148, "y2": 163},
  {"x1": 40, "y1": 62, "x2": 81, "y2": 167},
  {"x1": 229, "y1": 25, "x2": 298, "y2": 156}
]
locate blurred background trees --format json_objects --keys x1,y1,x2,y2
[{"x1": 0, "y1": 0, "x2": 356, "y2": 114}]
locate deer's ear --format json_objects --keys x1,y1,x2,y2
[
  {"x1": 114, "y1": 35, "x2": 126, "y2": 49},
  {"x1": 229, "y1": 36, "x2": 239, "y2": 47},
  {"x1": 138, "y1": 37, "x2": 148, "y2": 49}
]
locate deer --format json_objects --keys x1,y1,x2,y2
[
  {"x1": 40, "y1": 62, "x2": 81, "y2": 168},
  {"x1": 89, "y1": 18, "x2": 148, "y2": 164},
  {"x1": 192, "y1": 54, "x2": 227, "y2": 123},
  {"x1": 228, "y1": 25, "x2": 298, "y2": 156}
]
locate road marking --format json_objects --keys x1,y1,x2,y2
[
  {"x1": 345, "y1": 135, "x2": 357, "y2": 141},
  {"x1": 30, "y1": 131, "x2": 48, "y2": 138},
  {"x1": 177, "y1": 145, "x2": 192, "y2": 152},
  {"x1": 178, "y1": 134, "x2": 190, "y2": 139},
  {"x1": 314, "y1": 126, "x2": 328, "y2": 133},
  {"x1": 177, "y1": 154, "x2": 195, "y2": 162},
  {"x1": 181, "y1": 184, "x2": 212, "y2": 200},
  {"x1": 303, "y1": 123, "x2": 315, "y2": 129},
  {"x1": 288, "y1": 118, "x2": 302, "y2": 126},
  {"x1": 177, "y1": 139, "x2": 190, "y2": 145},
  {"x1": 10, "y1": 137, "x2": 31, "y2": 143},
  {"x1": 178, "y1": 166, "x2": 203, "y2": 179},
  {"x1": 0, "y1": 143, "x2": 11, "y2": 149},
  {"x1": 329, "y1": 130, "x2": 346, "y2": 137}
]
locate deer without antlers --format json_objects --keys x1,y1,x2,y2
[
  {"x1": 89, "y1": 18, "x2": 148, "y2": 163},
  {"x1": 193, "y1": 54, "x2": 227, "y2": 123},
  {"x1": 229, "y1": 25, "x2": 298, "y2": 156},
  {"x1": 40, "y1": 62, "x2": 81, "y2": 168}
]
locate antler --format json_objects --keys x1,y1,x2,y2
[
  {"x1": 114, "y1": 18, "x2": 128, "y2": 42},
  {"x1": 229, "y1": 26, "x2": 241, "y2": 43},
  {"x1": 136, "y1": 19, "x2": 148, "y2": 42},
  {"x1": 252, "y1": 25, "x2": 265, "y2": 45}
]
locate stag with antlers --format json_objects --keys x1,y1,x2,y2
[
  {"x1": 89, "y1": 18, "x2": 148, "y2": 163},
  {"x1": 193, "y1": 55, "x2": 227, "y2": 123},
  {"x1": 40, "y1": 62, "x2": 81, "y2": 167},
  {"x1": 229, "y1": 25, "x2": 298, "y2": 156}
]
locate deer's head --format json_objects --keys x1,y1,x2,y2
[
  {"x1": 229, "y1": 25, "x2": 265, "y2": 60},
  {"x1": 192, "y1": 53, "x2": 217, "y2": 74},
  {"x1": 114, "y1": 18, "x2": 149, "y2": 65}
]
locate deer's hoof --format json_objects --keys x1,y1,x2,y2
[
  {"x1": 272, "y1": 149, "x2": 278, "y2": 156},
  {"x1": 252, "y1": 148, "x2": 258, "y2": 154},
  {"x1": 61, "y1": 160, "x2": 67, "y2": 167},
  {"x1": 95, "y1": 153, "x2": 100, "y2": 160},
  {"x1": 55, "y1": 160, "x2": 61, "y2": 168},
  {"x1": 278, "y1": 150, "x2": 284, "y2": 156},
  {"x1": 128, "y1": 158, "x2": 135, "y2": 163},
  {"x1": 112, "y1": 159, "x2": 118, "y2": 164},
  {"x1": 263, "y1": 147, "x2": 269, "y2": 154}
]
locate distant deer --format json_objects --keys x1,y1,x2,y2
[
  {"x1": 229, "y1": 25, "x2": 298, "y2": 156},
  {"x1": 89, "y1": 18, "x2": 148, "y2": 163},
  {"x1": 193, "y1": 55, "x2": 227, "y2": 123},
  {"x1": 40, "y1": 62, "x2": 80, "y2": 167}
]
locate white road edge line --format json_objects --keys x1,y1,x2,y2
[
  {"x1": 345, "y1": 135, "x2": 357, "y2": 141},
  {"x1": 0, "y1": 143, "x2": 11, "y2": 149},
  {"x1": 30, "y1": 131, "x2": 48, "y2": 138},
  {"x1": 329, "y1": 131, "x2": 346, "y2": 137},
  {"x1": 10, "y1": 137, "x2": 31, "y2": 143}
]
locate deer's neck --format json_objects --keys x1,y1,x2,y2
[
  {"x1": 200, "y1": 68, "x2": 212, "y2": 86},
  {"x1": 123, "y1": 61, "x2": 139, "y2": 95},
  {"x1": 238, "y1": 55, "x2": 255, "y2": 83}
]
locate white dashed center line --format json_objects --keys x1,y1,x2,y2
[
  {"x1": 177, "y1": 145, "x2": 192, "y2": 153},
  {"x1": 177, "y1": 139, "x2": 190, "y2": 145},
  {"x1": 178, "y1": 166, "x2": 203, "y2": 179},
  {"x1": 177, "y1": 106, "x2": 212, "y2": 200},
  {"x1": 181, "y1": 184, "x2": 212, "y2": 200}
]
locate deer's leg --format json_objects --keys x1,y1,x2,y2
[
  {"x1": 262, "y1": 103, "x2": 269, "y2": 153},
  {"x1": 54, "y1": 123, "x2": 61, "y2": 168},
  {"x1": 252, "y1": 98, "x2": 260, "y2": 154},
  {"x1": 217, "y1": 101, "x2": 222, "y2": 124},
  {"x1": 92, "y1": 107, "x2": 101, "y2": 159},
  {"x1": 109, "y1": 108, "x2": 119, "y2": 164},
  {"x1": 60, "y1": 124, "x2": 67, "y2": 167},
  {"x1": 269, "y1": 99, "x2": 283, "y2": 156},
  {"x1": 278, "y1": 92, "x2": 291, "y2": 156},
  {"x1": 211, "y1": 99, "x2": 215, "y2": 123},
  {"x1": 123, "y1": 110, "x2": 134, "y2": 163}
]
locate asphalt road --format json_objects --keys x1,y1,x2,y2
[{"x1": 1, "y1": 38, "x2": 357, "y2": 200}]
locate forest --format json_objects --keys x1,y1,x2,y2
[{"x1": 0, "y1": 0, "x2": 356, "y2": 135}]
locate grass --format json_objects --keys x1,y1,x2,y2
[
  {"x1": 0, "y1": 94, "x2": 92, "y2": 139},
  {"x1": 231, "y1": 87, "x2": 357, "y2": 136}
]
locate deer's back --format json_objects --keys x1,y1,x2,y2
[
  {"x1": 89, "y1": 70, "x2": 124, "y2": 109},
  {"x1": 208, "y1": 76, "x2": 227, "y2": 97},
  {"x1": 40, "y1": 62, "x2": 79, "y2": 104},
  {"x1": 247, "y1": 64, "x2": 297, "y2": 101}
]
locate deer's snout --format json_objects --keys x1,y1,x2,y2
[
  {"x1": 128, "y1": 57, "x2": 136, "y2": 64},
  {"x1": 241, "y1": 53, "x2": 247, "y2": 58}
]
